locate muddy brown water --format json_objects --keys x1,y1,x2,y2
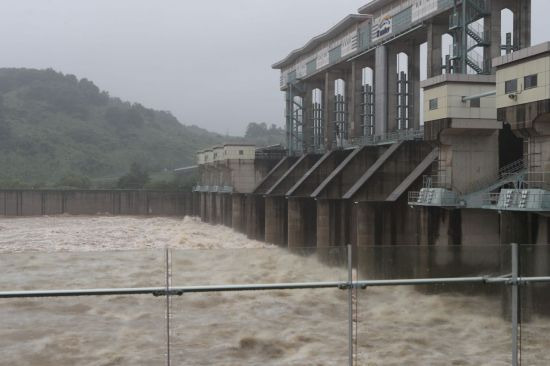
[{"x1": 0, "y1": 216, "x2": 548, "y2": 365}]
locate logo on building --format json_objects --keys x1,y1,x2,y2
[{"x1": 372, "y1": 15, "x2": 392, "y2": 41}]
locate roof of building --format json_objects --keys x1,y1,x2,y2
[
  {"x1": 174, "y1": 165, "x2": 198, "y2": 173},
  {"x1": 256, "y1": 144, "x2": 285, "y2": 151},
  {"x1": 420, "y1": 74, "x2": 496, "y2": 89},
  {"x1": 358, "y1": 0, "x2": 389, "y2": 14},
  {"x1": 493, "y1": 42, "x2": 550, "y2": 68},
  {"x1": 223, "y1": 143, "x2": 256, "y2": 147},
  {"x1": 272, "y1": 14, "x2": 371, "y2": 70}
]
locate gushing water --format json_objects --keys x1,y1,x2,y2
[{"x1": 0, "y1": 216, "x2": 548, "y2": 365}]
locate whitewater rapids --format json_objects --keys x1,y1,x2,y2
[{"x1": 0, "y1": 216, "x2": 548, "y2": 365}]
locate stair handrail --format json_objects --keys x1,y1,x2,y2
[{"x1": 465, "y1": 158, "x2": 526, "y2": 194}]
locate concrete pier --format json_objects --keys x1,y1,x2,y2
[
  {"x1": 231, "y1": 193, "x2": 247, "y2": 234},
  {"x1": 263, "y1": 154, "x2": 323, "y2": 245},
  {"x1": 287, "y1": 197, "x2": 317, "y2": 248},
  {"x1": 264, "y1": 196, "x2": 288, "y2": 246}
]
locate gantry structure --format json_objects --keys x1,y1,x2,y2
[{"x1": 272, "y1": 0, "x2": 530, "y2": 155}]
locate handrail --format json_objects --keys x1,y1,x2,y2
[
  {"x1": 3, "y1": 275, "x2": 550, "y2": 299},
  {"x1": 463, "y1": 159, "x2": 525, "y2": 194}
]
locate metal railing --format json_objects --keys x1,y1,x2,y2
[
  {"x1": 346, "y1": 127, "x2": 424, "y2": 148},
  {"x1": 465, "y1": 159, "x2": 526, "y2": 194},
  {"x1": 408, "y1": 188, "x2": 459, "y2": 207},
  {"x1": 422, "y1": 174, "x2": 451, "y2": 190},
  {"x1": 484, "y1": 189, "x2": 550, "y2": 210},
  {"x1": 1, "y1": 244, "x2": 548, "y2": 365},
  {"x1": 192, "y1": 185, "x2": 233, "y2": 193}
]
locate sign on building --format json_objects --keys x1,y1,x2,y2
[
  {"x1": 296, "y1": 62, "x2": 307, "y2": 78},
  {"x1": 317, "y1": 47, "x2": 329, "y2": 68},
  {"x1": 341, "y1": 30, "x2": 359, "y2": 57},
  {"x1": 411, "y1": 0, "x2": 438, "y2": 23},
  {"x1": 372, "y1": 16, "x2": 392, "y2": 42}
]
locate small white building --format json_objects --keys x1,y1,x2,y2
[
  {"x1": 422, "y1": 74, "x2": 497, "y2": 125},
  {"x1": 223, "y1": 144, "x2": 256, "y2": 160},
  {"x1": 203, "y1": 149, "x2": 214, "y2": 164},
  {"x1": 196, "y1": 150, "x2": 205, "y2": 165},
  {"x1": 494, "y1": 42, "x2": 550, "y2": 110},
  {"x1": 213, "y1": 146, "x2": 224, "y2": 162}
]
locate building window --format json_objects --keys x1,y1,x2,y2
[
  {"x1": 429, "y1": 98, "x2": 438, "y2": 110},
  {"x1": 505, "y1": 79, "x2": 517, "y2": 94},
  {"x1": 239, "y1": 150, "x2": 244, "y2": 155},
  {"x1": 470, "y1": 98, "x2": 480, "y2": 108},
  {"x1": 524, "y1": 74, "x2": 538, "y2": 89}
]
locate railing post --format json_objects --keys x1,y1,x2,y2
[
  {"x1": 347, "y1": 244, "x2": 353, "y2": 366},
  {"x1": 511, "y1": 243, "x2": 519, "y2": 366},
  {"x1": 166, "y1": 248, "x2": 172, "y2": 366}
]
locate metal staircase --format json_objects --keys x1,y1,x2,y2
[
  {"x1": 360, "y1": 84, "x2": 374, "y2": 137},
  {"x1": 310, "y1": 101, "x2": 324, "y2": 154},
  {"x1": 448, "y1": 0, "x2": 490, "y2": 74},
  {"x1": 465, "y1": 158, "x2": 526, "y2": 195},
  {"x1": 409, "y1": 158, "x2": 528, "y2": 208},
  {"x1": 286, "y1": 83, "x2": 305, "y2": 156},
  {"x1": 333, "y1": 93, "x2": 348, "y2": 149}
]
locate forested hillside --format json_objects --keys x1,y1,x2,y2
[{"x1": 0, "y1": 68, "x2": 283, "y2": 187}]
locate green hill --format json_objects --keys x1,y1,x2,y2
[{"x1": 0, "y1": 68, "x2": 239, "y2": 186}]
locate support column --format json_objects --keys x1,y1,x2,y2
[
  {"x1": 200, "y1": 192, "x2": 206, "y2": 222},
  {"x1": 215, "y1": 193, "x2": 222, "y2": 224},
  {"x1": 288, "y1": 198, "x2": 317, "y2": 248},
  {"x1": 349, "y1": 61, "x2": 365, "y2": 139},
  {"x1": 246, "y1": 195, "x2": 265, "y2": 241},
  {"x1": 303, "y1": 84, "x2": 314, "y2": 153},
  {"x1": 410, "y1": 43, "x2": 421, "y2": 130},
  {"x1": 324, "y1": 72, "x2": 337, "y2": 150},
  {"x1": 221, "y1": 194, "x2": 232, "y2": 227},
  {"x1": 486, "y1": 0, "x2": 502, "y2": 69},
  {"x1": 356, "y1": 202, "x2": 378, "y2": 246},
  {"x1": 316, "y1": 199, "x2": 350, "y2": 247},
  {"x1": 374, "y1": 45, "x2": 388, "y2": 135},
  {"x1": 514, "y1": 0, "x2": 531, "y2": 50},
  {"x1": 285, "y1": 90, "x2": 293, "y2": 154},
  {"x1": 387, "y1": 47, "x2": 399, "y2": 133},
  {"x1": 427, "y1": 22, "x2": 444, "y2": 78},
  {"x1": 231, "y1": 194, "x2": 245, "y2": 233},
  {"x1": 316, "y1": 200, "x2": 330, "y2": 248},
  {"x1": 500, "y1": 212, "x2": 529, "y2": 244},
  {"x1": 210, "y1": 192, "x2": 217, "y2": 224},
  {"x1": 356, "y1": 202, "x2": 383, "y2": 278},
  {"x1": 205, "y1": 192, "x2": 211, "y2": 223},
  {"x1": 265, "y1": 196, "x2": 288, "y2": 246}
]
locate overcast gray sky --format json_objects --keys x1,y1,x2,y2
[{"x1": 0, "y1": 0, "x2": 548, "y2": 135}]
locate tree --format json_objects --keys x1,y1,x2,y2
[
  {"x1": 117, "y1": 163, "x2": 150, "y2": 189},
  {"x1": 0, "y1": 96, "x2": 11, "y2": 145},
  {"x1": 56, "y1": 174, "x2": 91, "y2": 189},
  {"x1": 244, "y1": 122, "x2": 285, "y2": 147}
]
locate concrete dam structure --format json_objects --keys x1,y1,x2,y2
[
  {"x1": 0, "y1": 190, "x2": 193, "y2": 217},
  {"x1": 192, "y1": 0, "x2": 550, "y2": 292}
]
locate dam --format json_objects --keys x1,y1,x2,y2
[{"x1": 193, "y1": 0, "x2": 548, "y2": 263}]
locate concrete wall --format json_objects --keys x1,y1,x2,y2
[
  {"x1": 0, "y1": 190, "x2": 193, "y2": 217},
  {"x1": 439, "y1": 130, "x2": 500, "y2": 193}
]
